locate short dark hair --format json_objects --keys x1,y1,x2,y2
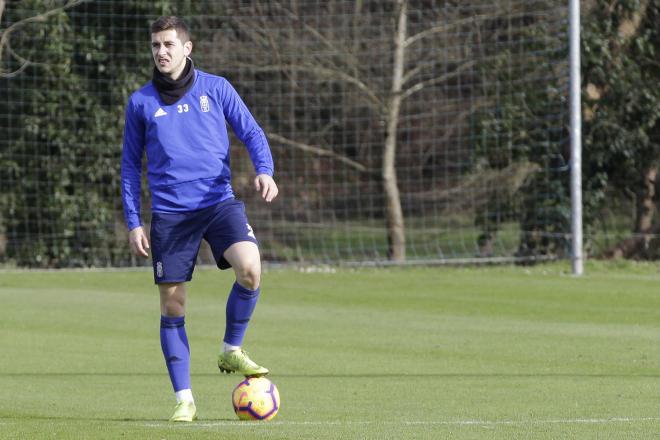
[{"x1": 151, "y1": 16, "x2": 191, "y2": 42}]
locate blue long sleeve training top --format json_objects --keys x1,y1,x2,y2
[{"x1": 121, "y1": 70, "x2": 274, "y2": 231}]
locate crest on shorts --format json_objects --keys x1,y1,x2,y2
[{"x1": 156, "y1": 261, "x2": 164, "y2": 278}]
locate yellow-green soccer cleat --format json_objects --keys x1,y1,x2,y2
[
  {"x1": 218, "y1": 349, "x2": 269, "y2": 377},
  {"x1": 169, "y1": 401, "x2": 198, "y2": 422}
]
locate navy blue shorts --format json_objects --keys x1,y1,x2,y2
[{"x1": 149, "y1": 198, "x2": 258, "y2": 284}]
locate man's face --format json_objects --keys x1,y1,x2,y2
[{"x1": 151, "y1": 29, "x2": 192, "y2": 79}]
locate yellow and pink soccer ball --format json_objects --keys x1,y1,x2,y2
[{"x1": 232, "y1": 377, "x2": 280, "y2": 421}]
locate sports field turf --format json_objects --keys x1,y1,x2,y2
[{"x1": 1, "y1": 262, "x2": 659, "y2": 439}]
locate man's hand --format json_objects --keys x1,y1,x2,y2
[
  {"x1": 254, "y1": 174, "x2": 279, "y2": 202},
  {"x1": 128, "y1": 226, "x2": 150, "y2": 258}
]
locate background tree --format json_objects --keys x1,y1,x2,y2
[
  {"x1": 4, "y1": 0, "x2": 653, "y2": 267},
  {"x1": 0, "y1": 0, "x2": 199, "y2": 267},
  {"x1": 197, "y1": 0, "x2": 541, "y2": 262},
  {"x1": 472, "y1": 5, "x2": 570, "y2": 259},
  {"x1": 581, "y1": 0, "x2": 660, "y2": 258},
  {"x1": 0, "y1": 0, "x2": 85, "y2": 78}
]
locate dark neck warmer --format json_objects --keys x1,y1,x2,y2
[{"x1": 152, "y1": 57, "x2": 195, "y2": 105}]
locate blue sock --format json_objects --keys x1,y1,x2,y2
[
  {"x1": 224, "y1": 282, "x2": 260, "y2": 346},
  {"x1": 160, "y1": 315, "x2": 191, "y2": 392}
]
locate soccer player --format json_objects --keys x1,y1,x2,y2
[{"x1": 121, "y1": 16, "x2": 278, "y2": 422}]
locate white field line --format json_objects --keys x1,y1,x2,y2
[{"x1": 142, "y1": 416, "x2": 660, "y2": 428}]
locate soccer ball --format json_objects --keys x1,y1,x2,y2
[{"x1": 232, "y1": 377, "x2": 280, "y2": 421}]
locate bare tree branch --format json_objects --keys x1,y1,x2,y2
[
  {"x1": 401, "y1": 60, "x2": 476, "y2": 102},
  {"x1": 271, "y1": 1, "x2": 362, "y2": 74},
  {"x1": 402, "y1": 65, "x2": 422, "y2": 85},
  {"x1": 410, "y1": 161, "x2": 541, "y2": 207},
  {"x1": 404, "y1": 15, "x2": 483, "y2": 49},
  {"x1": 6, "y1": 44, "x2": 49, "y2": 69},
  {"x1": 404, "y1": 9, "x2": 531, "y2": 49},
  {"x1": 233, "y1": 62, "x2": 383, "y2": 110},
  {"x1": 269, "y1": 133, "x2": 368, "y2": 173},
  {"x1": 229, "y1": 16, "x2": 274, "y2": 48},
  {"x1": 402, "y1": 53, "x2": 482, "y2": 86},
  {"x1": 1, "y1": 46, "x2": 30, "y2": 77},
  {"x1": 0, "y1": 0, "x2": 87, "y2": 78},
  {"x1": 422, "y1": 100, "x2": 492, "y2": 164}
]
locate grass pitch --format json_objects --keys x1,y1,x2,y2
[{"x1": 1, "y1": 262, "x2": 659, "y2": 439}]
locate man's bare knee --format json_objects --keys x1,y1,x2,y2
[
  {"x1": 224, "y1": 241, "x2": 262, "y2": 290},
  {"x1": 159, "y1": 283, "x2": 186, "y2": 316},
  {"x1": 236, "y1": 264, "x2": 261, "y2": 290},
  {"x1": 162, "y1": 299, "x2": 184, "y2": 316}
]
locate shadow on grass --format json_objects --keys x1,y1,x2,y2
[
  {"x1": 1, "y1": 372, "x2": 659, "y2": 378},
  {"x1": 0, "y1": 415, "x2": 237, "y2": 422}
]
